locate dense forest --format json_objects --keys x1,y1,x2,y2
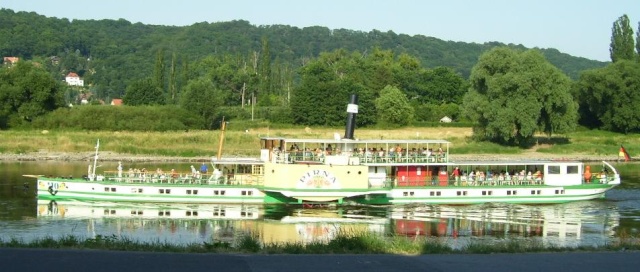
[
  {"x1": 0, "y1": 9, "x2": 605, "y2": 100},
  {"x1": 2, "y1": 9, "x2": 639, "y2": 145}
]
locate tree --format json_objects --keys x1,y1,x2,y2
[
  {"x1": 462, "y1": 47, "x2": 577, "y2": 145},
  {"x1": 291, "y1": 50, "x2": 376, "y2": 126},
  {"x1": 168, "y1": 52, "x2": 177, "y2": 104},
  {"x1": 154, "y1": 49, "x2": 165, "y2": 93},
  {"x1": 179, "y1": 77, "x2": 226, "y2": 129},
  {"x1": 637, "y1": 21, "x2": 640, "y2": 62},
  {"x1": 123, "y1": 78, "x2": 165, "y2": 106},
  {"x1": 258, "y1": 36, "x2": 272, "y2": 105},
  {"x1": 610, "y1": 14, "x2": 636, "y2": 62},
  {"x1": 0, "y1": 61, "x2": 64, "y2": 128},
  {"x1": 375, "y1": 85, "x2": 414, "y2": 126},
  {"x1": 576, "y1": 60, "x2": 640, "y2": 133}
]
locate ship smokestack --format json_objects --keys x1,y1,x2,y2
[{"x1": 344, "y1": 94, "x2": 358, "y2": 140}]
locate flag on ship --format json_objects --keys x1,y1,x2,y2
[{"x1": 619, "y1": 145, "x2": 631, "y2": 162}]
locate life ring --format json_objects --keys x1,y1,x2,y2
[{"x1": 48, "y1": 185, "x2": 58, "y2": 196}]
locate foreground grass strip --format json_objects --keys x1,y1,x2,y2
[{"x1": 2, "y1": 233, "x2": 639, "y2": 254}]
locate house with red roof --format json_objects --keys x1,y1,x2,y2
[
  {"x1": 65, "y1": 72, "x2": 84, "y2": 86},
  {"x1": 111, "y1": 99, "x2": 123, "y2": 106},
  {"x1": 3, "y1": 57, "x2": 19, "y2": 66}
]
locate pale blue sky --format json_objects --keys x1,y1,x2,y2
[{"x1": 1, "y1": 0, "x2": 638, "y2": 61}]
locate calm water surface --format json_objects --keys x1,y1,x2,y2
[{"x1": 1, "y1": 161, "x2": 639, "y2": 248}]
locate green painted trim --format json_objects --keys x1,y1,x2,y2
[
  {"x1": 38, "y1": 178, "x2": 263, "y2": 189},
  {"x1": 38, "y1": 189, "x2": 264, "y2": 201},
  {"x1": 261, "y1": 186, "x2": 374, "y2": 193},
  {"x1": 263, "y1": 192, "x2": 297, "y2": 204}
]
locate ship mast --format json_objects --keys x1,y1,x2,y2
[{"x1": 216, "y1": 117, "x2": 226, "y2": 161}]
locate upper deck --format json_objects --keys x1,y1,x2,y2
[{"x1": 260, "y1": 137, "x2": 451, "y2": 165}]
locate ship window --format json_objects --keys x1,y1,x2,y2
[
  {"x1": 110, "y1": 188, "x2": 116, "y2": 192},
  {"x1": 158, "y1": 211, "x2": 170, "y2": 216},
  {"x1": 187, "y1": 190, "x2": 191, "y2": 194},
  {"x1": 165, "y1": 189, "x2": 171, "y2": 194},
  {"x1": 104, "y1": 209, "x2": 116, "y2": 215},
  {"x1": 507, "y1": 191, "x2": 512, "y2": 195},
  {"x1": 531, "y1": 190, "x2": 536, "y2": 195},
  {"x1": 193, "y1": 190, "x2": 198, "y2": 195},
  {"x1": 241, "y1": 211, "x2": 254, "y2": 217},
  {"x1": 567, "y1": 166, "x2": 578, "y2": 174},
  {"x1": 436, "y1": 191, "x2": 441, "y2": 196},
  {"x1": 403, "y1": 192, "x2": 408, "y2": 196},
  {"x1": 214, "y1": 209, "x2": 226, "y2": 216},
  {"x1": 186, "y1": 211, "x2": 198, "y2": 216},
  {"x1": 429, "y1": 191, "x2": 434, "y2": 196},
  {"x1": 410, "y1": 192, "x2": 415, "y2": 196},
  {"x1": 104, "y1": 187, "x2": 109, "y2": 192},
  {"x1": 513, "y1": 190, "x2": 517, "y2": 195},
  {"x1": 159, "y1": 189, "x2": 164, "y2": 194},
  {"x1": 131, "y1": 210, "x2": 142, "y2": 215},
  {"x1": 537, "y1": 190, "x2": 541, "y2": 194},
  {"x1": 548, "y1": 166, "x2": 560, "y2": 174}
]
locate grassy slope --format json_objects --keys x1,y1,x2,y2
[{"x1": 0, "y1": 127, "x2": 637, "y2": 160}]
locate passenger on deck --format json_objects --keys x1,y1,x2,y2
[
  {"x1": 451, "y1": 167, "x2": 461, "y2": 185},
  {"x1": 200, "y1": 163, "x2": 208, "y2": 174},
  {"x1": 170, "y1": 169, "x2": 178, "y2": 179},
  {"x1": 534, "y1": 170, "x2": 542, "y2": 182},
  {"x1": 117, "y1": 162, "x2": 123, "y2": 178},
  {"x1": 190, "y1": 165, "x2": 200, "y2": 178},
  {"x1": 599, "y1": 170, "x2": 607, "y2": 182},
  {"x1": 584, "y1": 165, "x2": 592, "y2": 183},
  {"x1": 468, "y1": 171, "x2": 476, "y2": 183}
]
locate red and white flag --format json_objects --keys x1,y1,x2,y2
[{"x1": 619, "y1": 145, "x2": 631, "y2": 162}]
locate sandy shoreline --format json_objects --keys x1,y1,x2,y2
[{"x1": 0, "y1": 151, "x2": 622, "y2": 163}]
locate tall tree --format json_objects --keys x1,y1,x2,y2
[
  {"x1": 610, "y1": 14, "x2": 636, "y2": 62},
  {"x1": 375, "y1": 85, "x2": 414, "y2": 126},
  {"x1": 168, "y1": 52, "x2": 177, "y2": 104},
  {"x1": 637, "y1": 21, "x2": 640, "y2": 62},
  {"x1": 258, "y1": 36, "x2": 272, "y2": 105},
  {"x1": 0, "y1": 61, "x2": 64, "y2": 128},
  {"x1": 123, "y1": 78, "x2": 165, "y2": 106},
  {"x1": 179, "y1": 77, "x2": 227, "y2": 129},
  {"x1": 154, "y1": 49, "x2": 165, "y2": 94},
  {"x1": 576, "y1": 60, "x2": 640, "y2": 133},
  {"x1": 462, "y1": 47, "x2": 577, "y2": 145}
]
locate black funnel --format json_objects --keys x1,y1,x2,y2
[{"x1": 344, "y1": 94, "x2": 358, "y2": 140}]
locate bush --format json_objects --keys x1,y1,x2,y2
[{"x1": 30, "y1": 105, "x2": 204, "y2": 131}]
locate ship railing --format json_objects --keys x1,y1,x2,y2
[
  {"x1": 278, "y1": 151, "x2": 448, "y2": 165},
  {"x1": 101, "y1": 171, "x2": 264, "y2": 187},
  {"x1": 379, "y1": 175, "x2": 550, "y2": 188},
  {"x1": 584, "y1": 174, "x2": 611, "y2": 184}
]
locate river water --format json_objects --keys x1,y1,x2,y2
[{"x1": 1, "y1": 161, "x2": 639, "y2": 248}]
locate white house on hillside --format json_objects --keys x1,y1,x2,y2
[{"x1": 65, "y1": 72, "x2": 84, "y2": 86}]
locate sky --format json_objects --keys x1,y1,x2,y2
[{"x1": 1, "y1": 0, "x2": 639, "y2": 62}]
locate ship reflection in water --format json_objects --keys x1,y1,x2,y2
[{"x1": 35, "y1": 200, "x2": 619, "y2": 248}]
